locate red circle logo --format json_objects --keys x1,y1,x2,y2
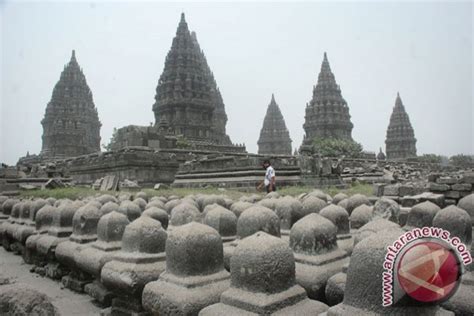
[{"x1": 397, "y1": 241, "x2": 461, "y2": 303}]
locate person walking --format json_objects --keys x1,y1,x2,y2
[{"x1": 258, "y1": 160, "x2": 276, "y2": 193}]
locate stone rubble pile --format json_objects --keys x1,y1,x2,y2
[{"x1": 0, "y1": 189, "x2": 472, "y2": 315}]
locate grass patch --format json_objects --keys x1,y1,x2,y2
[
  {"x1": 19, "y1": 187, "x2": 98, "y2": 200},
  {"x1": 18, "y1": 183, "x2": 373, "y2": 200},
  {"x1": 278, "y1": 182, "x2": 373, "y2": 197}
]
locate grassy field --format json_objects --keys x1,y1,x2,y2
[{"x1": 18, "y1": 182, "x2": 373, "y2": 200}]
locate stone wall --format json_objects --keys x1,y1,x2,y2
[
  {"x1": 373, "y1": 171, "x2": 474, "y2": 208},
  {"x1": 173, "y1": 154, "x2": 344, "y2": 189},
  {"x1": 427, "y1": 172, "x2": 474, "y2": 205},
  {"x1": 55, "y1": 148, "x2": 179, "y2": 187}
]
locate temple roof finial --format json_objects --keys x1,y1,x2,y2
[
  {"x1": 395, "y1": 92, "x2": 403, "y2": 107},
  {"x1": 258, "y1": 94, "x2": 292, "y2": 155},
  {"x1": 70, "y1": 49, "x2": 77, "y2": 63},
  {"x1": 177, "y1": 12, "x2": 189, "y2": 34},
  {"x1": 321, "y1": 52, "x2": 331, "y2": 72}
]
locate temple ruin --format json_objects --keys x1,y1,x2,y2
[
  {"x1": 257, "y1": 94, "x2": 292, "y2": 155},
  {"x1": 302, "y1": 53, "x2": 354, "y2": 146},
  {"x1": 385, "y1": 92, "x2": 417, "y2": 159},
  {"x1": 41, "y1": 50, "x2": 101, "y2": 159},
  {"x1": 152, "y1": 13, "x2": 233, "y2": 146}
]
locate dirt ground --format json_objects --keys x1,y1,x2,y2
[{"x1": 0, "y1": 247, "x2": 102, "y2": 315}]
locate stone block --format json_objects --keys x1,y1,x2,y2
[
  {"x1": 436, "y1": 176, "x2": 457, "y2": 185},
  {"x1": 399, "y1": 185, "x2": 415, "y2": 197},
  {"x1": 61, "y1": 274, "x2": 91, "y2": 293},
  {"x1": 445, "y1": 191, "x2": 461, "y2": 199},
  {"x1": 401, "y1": 196, "x2": 417, "y2": 208},
  {"x1": 427, "y1": 173, "x2": 441, "y2": 183},
  {"x1": 381, "y1": 196, "x2": 400, "y2": 204},
  {"x1": 45, "y1": 262, "x2": 69, "y2": 280},
  {"x1": 452, "y1": 183, "x2": 472, "y2": 191},
  {"x1": 423, "y1": 193, "x2": 445, "y2": 208},
  {"x1": 444, "y1": 199, "x2": 457, "y2": 206},
  {"x1": 429, "y1": 182, "x2": 450, "y2": 192},
  {"x1": 398, "y1": 207, "x2": 410, "y2": 226},
  {"x1": 44, "y1": 178, "x2": 66, "y2": 189},
  {"x1": 383, "y1": 184, "x2": 399, "y2": 196},
  {"x1": 460, "y1": 191, "x2": 472, "y2": 198},
  {"x1": 460, "y1": 173, "x2": 474, "y2": 184},
  {"x1": 100, "y1": 175, "x2": 119, "y2": 191},
  {"x1": 153, "y1": 183, "x2": 169, "y2": 190},
  {"x1": 85, "y1": 281, "x2": 115, "y2": 307}
]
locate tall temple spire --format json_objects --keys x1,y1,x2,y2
[
  {"x1": 302, "y1": 52, "x2": 354, "y2": 146},
  {"x1": 152, "y1": 13, "x2": 232, "y2": 145},
  {"x1": 321, "y1": 51, "x2": 331, "y2": 72},
  {"x1": 385, "y1": 92, "x2": 417, "y2": 159},
  {"x1": 41, "y1": 50, "x2": 101, "y2": 158},
  {"x1": 258, "y1": 94, "x2": 292, "y2": 155}
]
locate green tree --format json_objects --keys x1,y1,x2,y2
[
  {"x1": 176, "y1": 135, "x2": 191, "y2": 149},
  {"x1": 417, "y1": 154, "x2": 442, "y2": 164},
  {"x1": 449, "y1": 154, "x2": 474, "y2": 167},
  {"x1": 311, "y1": 137, "x2": 363, "y2": 158},
  {"x1": 102, "y1": 128, "x2": 118, "y2": 152}
]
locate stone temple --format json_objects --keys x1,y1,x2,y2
[
  {"x1": 385, "y1": 92, "x2": 417, "y2": 159},
  {"x1": 152, "y1": 13, "x2": 232, "y2": 146},
  {"x1": 257, "y1": 94, "x2": 292, "y2": 155},
  {"x1": 302, "y1": 53, "x2": 353, "y2": 145},
  {"x1": 41, "y1": 50, "x2": 101, "y2": 158}
]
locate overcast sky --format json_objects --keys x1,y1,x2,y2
[{"x1": 1, "y1": 1, "x2": 472, "y2": 165}]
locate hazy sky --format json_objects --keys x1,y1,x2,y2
[{"x1": 1, "y1": 1, "x2": 472, "y2": 165}]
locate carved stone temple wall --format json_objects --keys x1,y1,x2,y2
[
  {"x1": 302, "y1": 53, "x2": 354, "y2": 146},
  {"x1": 257, "y1": 94, "x2": 292, "y2": 155},
  {"x1": 41, "y1": 50, "x2": 101, "y2": 159},
  {"x1": 385, "y1": 93, "x2": 417, "y2": 159}
]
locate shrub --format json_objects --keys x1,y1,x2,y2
[{"x1": 311, "y1": 137, "x2": 363, "y2": 158}]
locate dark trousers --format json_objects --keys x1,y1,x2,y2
[{"x1": 266, "y1": 185, "x2": 277, "y2": 193}]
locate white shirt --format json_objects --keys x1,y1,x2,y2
[{"x1": 264, "y1": 166, "x2": 275, "y2": 186}]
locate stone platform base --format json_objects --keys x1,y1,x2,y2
[{"x1": 85, "y1": 280, "x2": 115, "y2": 307}]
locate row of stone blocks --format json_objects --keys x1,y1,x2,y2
[
  {"x1": 375, "y1": 172, "x2": 474, "y2": 206},
  {"x1": 428, "y1": 173, "x2": 474, "y2": 205},
  {"x1": 0, "y1": 190, "x2": 473, "y2": 315}
]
